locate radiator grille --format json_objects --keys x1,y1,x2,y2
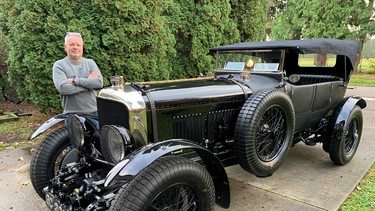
[{"x1": 97, "y1": 98, "x2": 129, "y2": 129}]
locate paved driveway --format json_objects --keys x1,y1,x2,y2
[{"x1": 0, "y1": 86, "x2": 374, "y2": 211}]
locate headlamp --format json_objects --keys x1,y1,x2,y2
[
  {"x1": 100, "y1": 125, "x2": 134, "y2": 163},
  {"x1": 66, "y1": 114, "x2": 86, "y2": 148}
]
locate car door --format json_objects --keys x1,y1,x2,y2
[{"x1": 290, "y1": 84, "x2": 315, "y2": 132}]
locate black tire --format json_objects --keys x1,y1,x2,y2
[
  {"x1": 234, "y1": 90, "x2": 295, "y2": 177},
  {"x1": 30, "y1": 127, "x2": 72, "y2": 199},
  {"x1": 110, "y1": 156, "x2": 215, "y2": 211},
  {"x1": 329, "y1": 105, "x2": 363, "y2": 165}
]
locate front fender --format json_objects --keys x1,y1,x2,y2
[
  {"x1": 28, "y1": 114, "x2": 66, "y2": 140},
  {"x1": 28, "y1": 113, "x2": 99, "y2": 140},
  {"x1": 104, "y1": 139, "x2": 230, "y2": 208}
]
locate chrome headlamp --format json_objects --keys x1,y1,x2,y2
[
  {"x1": 66, "y1": 114, "x2": 86, "y2": 148},
  {"x1": 100, "y1": 125, "x2": 134, "y2": 164}
]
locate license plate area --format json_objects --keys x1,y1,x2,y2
[{"x1": 45, "y1": 192, "x2": 69, "y2": 211}]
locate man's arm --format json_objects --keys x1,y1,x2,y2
[
  {"x1": 53, "y1": 62, "x2": 87, "y2": 95},
  {"x1": 73, "y1": 60, "x2": 104, "y2": 90}
]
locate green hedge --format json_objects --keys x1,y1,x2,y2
[
  {"x1": 0, "y1": 0, "x2": 267, "y2": 113},
  {"x1": 0, "y1": 30, "x2": 8, "y2": 101}
]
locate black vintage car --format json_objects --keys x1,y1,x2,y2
[{"x1": 29, "y1": 38, "x2": 366, "y2": 210}]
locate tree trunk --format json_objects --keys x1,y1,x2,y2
[{"x1": 315, "y1": 54, "x2": 327, "y2": 67}]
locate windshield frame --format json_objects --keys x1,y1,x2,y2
[{"x1": 214, "y1": 49, "x2": 286, "y2": 73}]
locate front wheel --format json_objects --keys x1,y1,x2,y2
[
  {"x1": 30, "y1": 127, "x2": 73, "y2": 199},
  {"x1": 110, "y1": 156, "x2": 215, "y2": 211},
  {"x1": 329, "y1": 105, "x2": 363, "y2": 165}
]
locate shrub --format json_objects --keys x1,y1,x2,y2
[{"x1": 0, "y1": 0, "x2": 270, "y2": 112}]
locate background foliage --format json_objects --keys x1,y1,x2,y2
[
  {"x1": 0, "y1": 0, "x2": 374, "y2": 113},
  {"x1": 0, "y1": 0, "x2": 268, "y2": 112},
  {"x1": 230, "y1": 0, "x2": 268, "y2": 41},
  {"x1": 0, "y1": 30, "x2": 8, "y2": 101},
  {"x1": 270, "y1": 0, "x2": 375, "y2": 47}
]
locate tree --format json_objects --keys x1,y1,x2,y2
[
  {"x1": 0, "y1": 0, "x2": 266, "y2": 112},
  {"x1": 0, "y1": 30, "x2": 9, "y2": 100},
  {"x1": 230, "y1": 0, "x2": 268, "y2": 42},
  {"x1": 0, "y1": 0, "x2": 179, "y2": 112},
  {"x1": 269, "y1": 0, "x2": 303, "y2": 40},
  {"x1": 345, "y1": 0, "x2": 375, "y2": 70},
  {"x1": 271, "y1": 0, "x2": 374, "y2": 41},
  {"x1": 171, "y1": 0, "x2": 240, "y2": 78},
  {"x1": 270, "y1": 0, "x2": 374, "y2": 70}
]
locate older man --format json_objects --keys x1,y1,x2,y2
[{"x1": 52, "y1": 32, "x2": 103, "y2": 114}]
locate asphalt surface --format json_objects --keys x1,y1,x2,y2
[{"x1": 0, "y1": 86, "x2": 374, "y2": 211}]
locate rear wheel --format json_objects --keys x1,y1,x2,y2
[
  {"x1": 234, "y1": 90, "x2": 295, "y2": 177},
  {"x1": 30, "y1": 127, "x2": 73, "y2": 199},
  {"x1": 329, "y1": 105, "x2": 363, "y2": 165},
  {"x1": 110, "y1": 156, "x2": 215, "y2": 211}
]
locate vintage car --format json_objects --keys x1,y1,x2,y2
[{"x1": 29, "y1": 38, "x2": 366, "y2": 210}]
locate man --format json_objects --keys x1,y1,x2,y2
[{"x1": 53, "y1": 32, "x2": 103, "y2": 115}]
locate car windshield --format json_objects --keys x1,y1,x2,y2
[{"x1": 215, "y1": 50, "x2": 283, "y2": 72}]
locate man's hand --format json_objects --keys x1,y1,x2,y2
[
  {"x1": 67, "y1": 72, "x2": 99, "y2": 85},
  {"x1": 88, "y1": 72, "x2": 100, "y2": 78},
  {"x1": 67, "y1": 78, "x2": 74, "y2": 84}
]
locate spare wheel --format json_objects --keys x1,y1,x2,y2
[{"x1": 234, "y1": 90, "x2": 295, "y2": 177}]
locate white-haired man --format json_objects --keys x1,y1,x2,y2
[{"x1": 52, "y1": 32, "x2": 103, "y2": 115}]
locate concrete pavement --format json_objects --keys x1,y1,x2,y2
[
  {"x1": 0, "y1": 147, "x2": 47, "y2": 210},
  {"x1": 0, "y1": 86, "x2": 374, "y2": 211}
]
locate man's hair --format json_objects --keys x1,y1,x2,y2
[{"x1": 65, "y1": 32, "x2": 82, "y2": 45}]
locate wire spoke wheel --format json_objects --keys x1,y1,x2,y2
[
  {"x1": 53, "y1": 146, "x2": 73, "y2": 172},
  {"x1": 151, "y1": 184, "x2": 197, "y2": 211},
  {"x1": 344, "y1": 117, "x2": 359, "y2": 155},
  {"x1": 256, "y1": 106, "x2": 286, "y2": 162}
]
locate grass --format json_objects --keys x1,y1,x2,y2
[
  {"x1": 341, "y1": 69, "x2": 375, "y2": 210},
  {"x1": 358, "y1": 58, "x2": 375, "y2": 72},
  {"x1": 350, "y1": 73, "x2": 375, "y2": 86},
  {"x1": 340, "y1": 163, "x2": 375, "y2": 211},
  {"x1": 0, "y1": 101, "x2": 48, "y2": 151},
  {"x1": 0, "y1": 116, "x2": 41, "y2": 150}
]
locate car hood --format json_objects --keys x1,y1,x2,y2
[
  {"x1": 98, "y1": 74, "x2": 281, "y2": 111},
  {"x1": 140, "y1": 74, "x2": 280, "y2": 109},
  {"x1": 142, "y1": 77, "x2": 250, "y2": 109}
]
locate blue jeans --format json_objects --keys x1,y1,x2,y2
[{"x1": 64, "y1": 112, "x2": 99, "y2": 129}]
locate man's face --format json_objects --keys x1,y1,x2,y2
[{"x1": 65, "y1": 36, "x2": 83, "y2": 61}]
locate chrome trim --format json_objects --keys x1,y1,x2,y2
[{"x1": 97, "y1": 84, "x2": 148, "y2": 144}]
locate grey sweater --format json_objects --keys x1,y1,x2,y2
[{"x1": 53, "y1": 57, "x2": 103, "y2": 114}]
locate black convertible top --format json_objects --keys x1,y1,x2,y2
[{"x1": 210, "y1": 38, "x2": 360, "y2": 68}]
